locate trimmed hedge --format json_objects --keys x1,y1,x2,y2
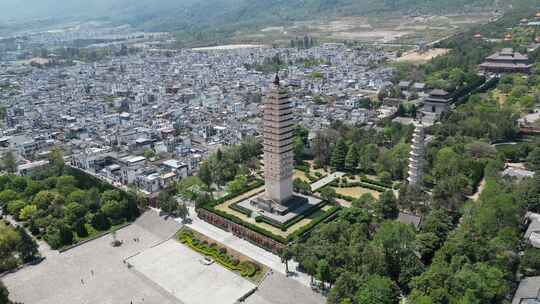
[
  {"x1": 288, "y1": 205, "x2": 341, "y2": 240},
  {"x1": 360, "y1": 177, "x2": 392, "y2": 189},
  {"x1": 295, "y1": 164, "x2": 310, "y2": 173},
  {"x1": 336, "y1": 181, "x2": 388, "y2": 192},
  {"x1": 254, "y1": 201, "x2": 328, "y2": 231},
  {"x1": 230, "y1": 203, "x2": 253, "y2": 217}
]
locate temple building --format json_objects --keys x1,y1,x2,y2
[
  {"x1": 261, "y1": 74, "x2": 295, "y2": 206},
  {"x1": 422, "y1": 89, "x2": 452, "y2": 115},
  {"x1": 479, "y1": 48, "x2": 532, "y2": 75}
]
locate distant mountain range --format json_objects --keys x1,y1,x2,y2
[{"x1": 1, "y1": 0, "x2": 499, "y2": 33}]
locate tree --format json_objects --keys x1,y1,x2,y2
[
  {"x1": 293, "y1": 136, "x2": 306, "y2": 164},
  {"x1": 32, "y1": 190, "x2": 57, "y2": 210},
  {"x1": 520, "y1": 248, "x2": 540, "y2": 276},
  {"x1": 358, "y1": 144, "x2": 379, "y2": 173},
  {"x1": 73, "y1": 219, "x2": 88, "y2": 238},
  {"x1": 379, "y1": 191, "x2": 399, "y2": 220},
  {"x1": 0, "y1": 222, "x2": 20, "y2": 273},
  {"x1": 65, "y1": 202, "x2": 88, "y2": 225},
  {"x1": 1, "y1": 151, "x2": 17, "y2": 173},
  {"x1": 331, "y1": 139, "x2": 348, "y2": 171},
  {"x1": 15, "y1": 226, "x2": 38, "y2": 263},
  {"x1": 356, "y1": 275, "x2": 399, "y2": 304},
  {"x1": 85, "y1": 188, "x2": 101, "y2": 212},
  {"x1": 313, "y1": 131, "x2": 335, "y2": 168},
  {"x1": 226, "y1": 175, "x2": 248, "y2": 196},
  {"x1": 18, "y1": 204, "x2": 38, "y2": 221},
  {"x1": 6, "y1": 200, "x2": 26, "y2": 219},
  {"x1": 415, "y1": 232, "x2": 439, "y2": 264},
  {"x1": 281, "y1": 246, "x2": 294, "y2": 274},
  {"x1": 101, "y1": 200, "x2": 125, "y2": 223},
  {"x1": 0, "y1": 280, "x2": 10, "y2": 304},
  {"x1": 48, "y1": 147, "x2": 65, "y2": 175},
  {"x1": 327, "y1": 272, "x2": 361, "y2": 304},
  {"x1": 177, "y1": 202, "x2": 189, "y2": 222},
  {"x1": 420, "y1": 209, "x2": 453, "y2": 240},
  {"x1": 317, "y1": 259, "x2": 331, "y2": 288},
  {"x1": 101, "y1": 189, "x2": 121, "y2": 202},
  {"x1": 45, "y1": 221, "x2": 73, "y2": 249},
  {"x1": 293, "y1": 178, "x2": 312, "y2": 195},
  {"x1": 373, "y1": 221, "x2": 416, "y2": 280},
  {"x1": 344, "y1": 145, "x2": 358, "y2": 172},
  {"x1": 91, "y1": 212, "x2": 110, "y2": 231},
  {"x1": 8, "y1": 176, "x2": 27, "y2": 193},
  {"x1": 67, "y1": 190, "x2": 87, "y2": 205},
  {"x1": 55, "y1": 175, "x2": 77, "y2": 196},
  {"x1": 527, "y1": 147, "x2": 540, "y2": 171},
  {"x1": 24, "y1": 180, "x2": 45, "y2": 197},
  {"x1": 143, "y1": 148, "x2": 156, "y2": 159},
  {"x1": 320, "y1": 187, "x2": 337, "y2": 203},
  {"x1": 198, "y1": 161, "x2": 213, "y2": 190},
  {"x1": 156, "y1": 191, "x2": 178, "y2": 215},
  {"x1": 0, "y1": 190, "x2": 18, "y2": 208}
]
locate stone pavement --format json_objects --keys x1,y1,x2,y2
[
  {"x1": 4, "y1": 207, "x2": 323, "y2": 304},
  {"x1": 127, "y1": 239, "x2": 256, "y2": 304},
  {"x1": 3, "y1": 210, "x2": 182, "y2": 304},
  {"x1": 245, "y1": 270, "x2": 325, "y2": 304},
  {"x1": 310, "y1": 171, "x2": 345, "y2": 191}
]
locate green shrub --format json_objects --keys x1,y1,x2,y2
[{"x1": 180, "y1": 231, "x2": 260, "y2": 278}]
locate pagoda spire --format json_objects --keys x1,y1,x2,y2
[{"x1": 273, "y1": 73, "x2": 280, "y2": 86}]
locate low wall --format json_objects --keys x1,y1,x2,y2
[{"x1": 197, "y1": 209, "x2": 285, "y2": 254}]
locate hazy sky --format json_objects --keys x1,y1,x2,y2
[
  {"x1": 0, "y1": 0, "x2": 107, "y2": 20},
  {"x1": 0, "y1": 0, "x2": 170, "y2": 21}
]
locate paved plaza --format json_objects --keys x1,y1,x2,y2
[
  {"x1": 3, "y1": 211, "x2": 182, "y2": 304},
  {"x1": 128, "y1": 239, "x2": 256, "y2": 304},
  {"x1": 3, "y1": 209, "x2": 324, "y2": 304}
]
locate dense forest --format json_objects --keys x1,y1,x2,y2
[
  {"x1": 0, "y1": 149, "x2": 142, "y2": 253},
  {"x1": 287, "y1": 5, "x2": 540, "y2": 303}
]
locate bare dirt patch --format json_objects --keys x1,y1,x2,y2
[{"x1": 396, "y1": 48, "x2": 450, "y2": 63}]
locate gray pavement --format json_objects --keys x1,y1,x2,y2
[
  {"x1": 128, "y1": 239, "x2": 256, "y2": 304},
  {"x1": 4, "y1": 207, "x2": 324, "y2": 304},
  {"x1": 3, "y1": 210, "x2": 182, "y2": 304},
  {"x1": 245, "y1": 271, "x2": 325, "y2": 304}
]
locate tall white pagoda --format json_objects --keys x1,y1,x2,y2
[
  {"x1": 407, "y1": 123, "x2": 425, "y2": 186},
  {"x1": 262, "y1": 74, "x2": 295, "y2": 205}
]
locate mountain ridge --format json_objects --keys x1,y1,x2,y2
[{"x1": 0, "y1": 0, "x2": 498, "y2": 32}]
